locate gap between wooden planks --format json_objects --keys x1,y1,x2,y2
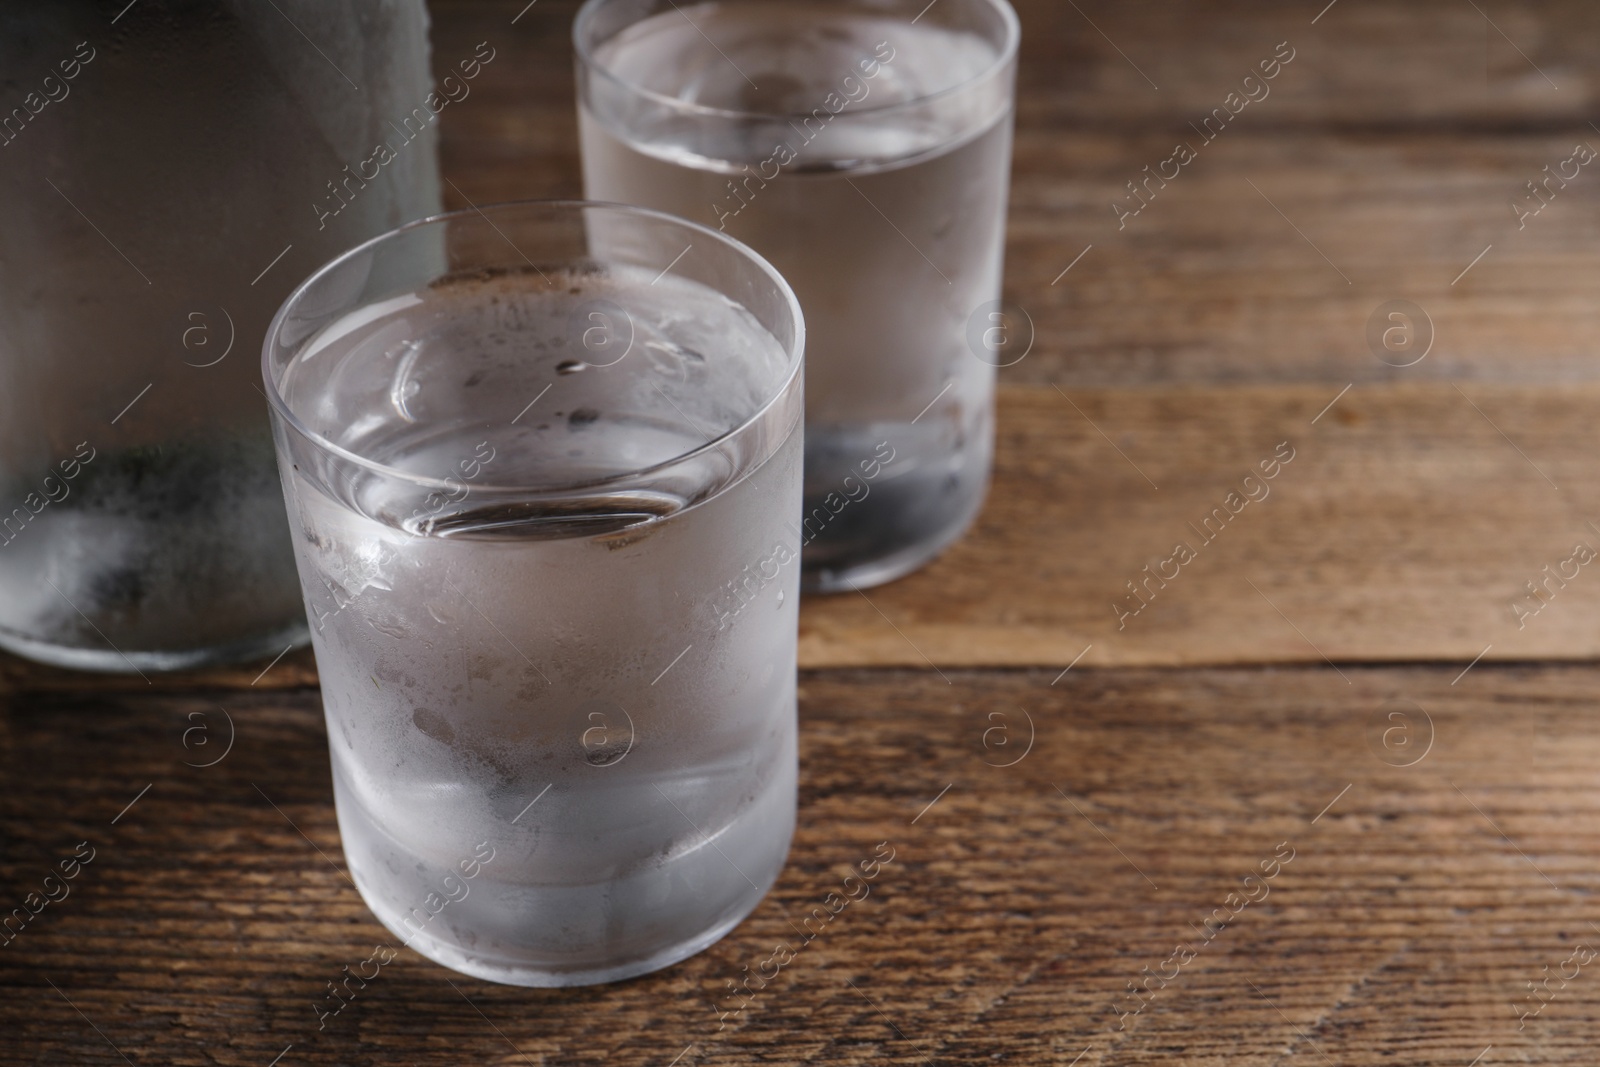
[{"x1": 799, "y1": 380, "x2": 1600, "y2": 670}]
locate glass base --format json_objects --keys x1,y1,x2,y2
[
  {"x1": 0, "y1": 619, "x2": 310, "y2": 674},
  {"x1": 351, "y1": 859, "x2": 772, "y2": 988},
  {"x1": 802, "y1": 481, "x2": 987, "y2": 594}
]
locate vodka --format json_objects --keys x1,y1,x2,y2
[
  {"x1": 578, "y1": 0, "x2": 1017, "y2": 589},
  {"x1": 272, "y1": 255, "x2": 802, "y2": 985}
]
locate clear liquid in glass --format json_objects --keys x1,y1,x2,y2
[
  {"x1": 278, "y1": 265, "x2": 800, "y2": 985},
  {"x1": 580, "y1": 0, "x2": 1013, "y2": 589}
]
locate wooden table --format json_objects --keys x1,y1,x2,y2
[{"x1": 5, "y1": 1, "x2": 1600, "y2": 1063}]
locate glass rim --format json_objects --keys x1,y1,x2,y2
[
  {"x1": 572, "y1": 0, "x2": 1021, "y2": 124},
  {"x1": 261, "y1": 197, "x2": 806, "y2": 497}
]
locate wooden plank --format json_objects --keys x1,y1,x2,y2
[
  {"x1": 0, "y1": 646, "x2": 318, "y2": 693},
  {"x1": 3, "y1": 379, "x2": 1595, "y2": 684},
  {"x1": 434, "y1": 1, "x2": 1600, "y2": 388},
  {"x1": 1012, "y1": 0, "x2": 1595, "y2": 127},
  {"x1": 799, "y1": 380, "x2": 1600, "y2": 669},
  {"x1": 1, "y1": 665, "x2": 1595, "y2": 1064},
  {"x1": 437, "y1": 0, "x2": 1600, "y2": 133},
  {"x1": 8, "y1": 1, "x2": 1525, "y2": 674},
  {"x1": 1009, "y1": 130, "x2": 1600, "y2": 388}
]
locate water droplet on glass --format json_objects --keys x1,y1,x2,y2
[
  {"x1": 556, "y1": 360, "x2": 586, "y2": 375},
  {"x1": 412, "y1": 707, "x2": 455, "y2": 746},
  {"x1": 369, "y1": 616, "x2": 410, "y2": 640}
]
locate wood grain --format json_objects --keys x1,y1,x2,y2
[
  {"x1": 0, "y1": 646, "x2": 319, "y2": 693},
  {"x1": 6, "y1": 4, "x2": 1600, "y2": 1066},
  {"x1": 798, "y1": 380, "x2": 1600, "y2": 669},
  {"x1": 8, "y1": 374, "x2": 1599, "y2": 683},
  {"x1": 1, "y1": 666, "x2": 1595, "y2": 1066},
  {"x1": 435, "y1": 0, "x2": 1600, "y2": 388},
  {"x1": 0, "y1": 2, "x2": 1593, "y2": 679}
]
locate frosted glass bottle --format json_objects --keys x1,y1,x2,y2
[{"x1": 0, "y1": 0, "x2": 441, "y2": 670}]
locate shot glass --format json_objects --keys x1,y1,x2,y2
[
  {"x1": 576, "y1": 0, "x2": 1019, "y2": 591},
  {"x1": 262, "y1": 201, "x2": 804, "y2": 986}
]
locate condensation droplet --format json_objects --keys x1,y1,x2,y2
[
  {"x1": 412, "y1": 707, "x2": 455, "y2": 746},
  {"x1": 556, "y1": 360, "x2": 586, "y2": 375},
  {"x1": 368, "y1": 616, "x2": 410, "y2": 640}
]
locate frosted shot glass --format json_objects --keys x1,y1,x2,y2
[
  {"x1": 263, "y1": 201, "x2": 804, "y2": 986},
  {"x1": 576, "y1": 0, "x2": 1019, "y2": 591}
]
